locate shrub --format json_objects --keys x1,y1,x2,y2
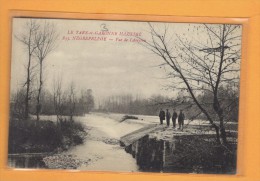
[{"x1": 8, "y1": 118, "x2": 86, "y2": 154}]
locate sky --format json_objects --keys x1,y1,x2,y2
[
  {"x1": 10, "y1": 18, "x2": 242, "y2": 103},
  {"x1": 10, "y1": 18, "x2": 178, "y2": 101}
]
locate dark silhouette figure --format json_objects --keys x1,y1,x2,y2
[
  {"x1": 178, "y1": 110, "x2": 185, "y2": 130},
  {"x1": 172, "y1": 109, "x2": 177, "y2": 128},
  {"x1": 166, "y1": 109, "x2": 171, "y2": 127},
  {"x1": 159, "y1": 109, "x2": 165, "y2": 125}
]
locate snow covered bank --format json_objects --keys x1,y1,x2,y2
[{"x1": 121, "y1": 123, "x2": 237, "y2": 173}]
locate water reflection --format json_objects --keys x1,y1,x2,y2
[
  {"x1": 125, "y1": 135, "x2": 236, "y2": 174},
  {"x1": 8, "y1": 155, "x2": 47, "y2": 169}
]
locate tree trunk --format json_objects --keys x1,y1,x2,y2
[
  {"x1": 213, "y1": 97, "x2": 228, "y2": 145},
  {"x1": 25, "y1": 80, "x2": 30, "y2": 119},
  {"x1": 219, "y1": 117, "x2": 228, "y2": 145},
  {"x1": 24, "y1": 53, "x2": 32, "y2": 119},
  {"x1": 177, "y1": 69, "x2": 222, "y2": 145},
  {"x1": 36, "y1": 60, "x2": 43, "y2": 122},
  {"x1": 212, "y1": 124, "x2": 221, "y2": 145}
]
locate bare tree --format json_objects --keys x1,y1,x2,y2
[
  {"x1": 15, "y1": 20, "x2": 39, "y2": 119},
  {"x1": 68, "y1": 82, "x2": 76, "y2": 121},
  {"x1": 34, "y1": 21, "x2": 59, "y2": 121},
  {"x1": 141, "y1": 23, "x2": 241, "y2": 145},
  {"x1": 10, "y1": 88, "x2": 26, "y2": 119},
  {"x1": 52, "y1": 75, "x2": 63, "y2": 123}
]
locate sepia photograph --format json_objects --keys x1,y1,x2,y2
[{"x1": 8, "y1": 18, "x2": 242, "y2": 174}]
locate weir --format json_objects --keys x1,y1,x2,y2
[
  {"x1": 120, "y1": 124, "x2": 165, "y2": 146},
  {"x1": 120, "y1": 124, "x2": 237, "y2": 173}
]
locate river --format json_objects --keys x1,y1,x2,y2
[
  {"x1": 64, "y1": 113, "x2": 143, "y2": 172},
  {"x1": 8, "y1": 113, "x2": 237, "y2": 173},
  {"x1": 8, "y1": 113, "x2": 148, "y2": 172}
]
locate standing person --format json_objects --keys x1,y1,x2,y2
[
  {"x1": 178, "y1": 110, "x2": 185, "y2": 130},
  {"x1": 172, "y1": 109, "x2": 177, "y2": 128},
  {"x1": 159, "y1": 108, "x2": 165, "y2": 125},
  {"x1": 166, "y1": 109, "x2": 171, "y2": 127}
]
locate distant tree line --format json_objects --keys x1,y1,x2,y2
[
  {"x1": 97, "y1": 94, "x2": 169, "y2": 115},
  {"x1": 97, "y1": 85, "x2": 238, "y2": 123},
  {"x1": 168, "y1": 85, "x2": 239, "y2": 122},
  {"x1": 10, "y1": 86, "x2": 95, "y2": 120}
]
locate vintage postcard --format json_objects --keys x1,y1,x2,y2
[{"x1": 8, "y1": 18, "x2": 242, "y2": 174}]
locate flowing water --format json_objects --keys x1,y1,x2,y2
[
  {"x1": 8, "y1": 113, "x2": 144, "y2": 171},
  {"x1": 8, "y1": 113, "x2": 236, "y2": 172},
  {"x1": 64, "y1": 113, "x2": 143, "y2": 172}
]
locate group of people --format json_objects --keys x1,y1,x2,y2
[{"x1": 159, "y1": 108, "x2": 185, "y2": 130}]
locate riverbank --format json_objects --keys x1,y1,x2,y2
[
  {"x1": 120, "y1": 124, "x2": 237, "y2": 174},
  {"x1": 8, "y1": 113, "x2": 237, "y2": 173},
  {"x1": 40, "y1": 113, "x2": 140, "y2": 171},
  {"x1": 8, "y1": 117, "x2": 87, "y2": 154}
]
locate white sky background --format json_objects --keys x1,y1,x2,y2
[{"x1": 10, "y1": 18, "x2": 242, "y2": 103}]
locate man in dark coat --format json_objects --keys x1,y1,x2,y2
[
  {"x1": 178, "y1": 110, "x2": 185, "y2": 130},
  {"x1": 159, "y1": 108, "x2": 165, "y2": 125},
  {"x1": 166, "y1": 109, "x2": 171, "y2": 127},
  {"x1": 172, "y1": 109, "x2": 177, "y2": 128}
]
